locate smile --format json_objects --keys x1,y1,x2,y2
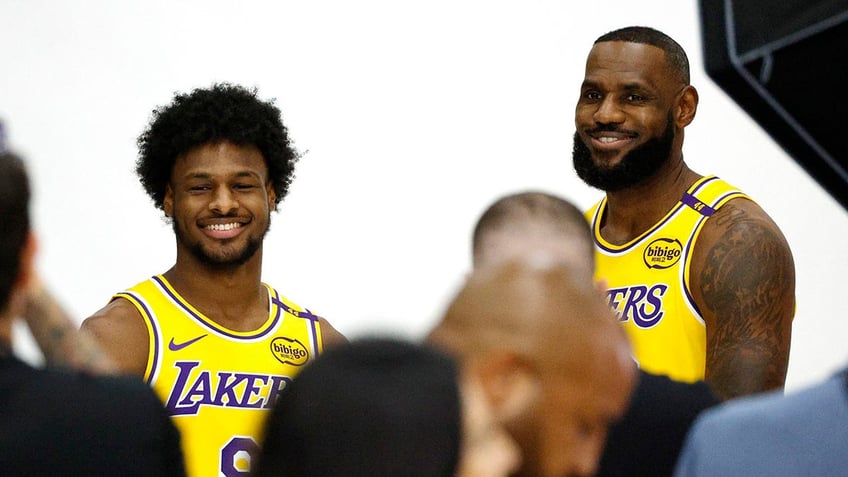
[
  {"x1": 590, "y1": 134, "x2": 634, "y2": 150},
  {"x1": 206, "y1": 223, "x2": 242, "y2": 231}
]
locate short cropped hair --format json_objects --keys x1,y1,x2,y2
[
  {"x1": 0, "y1": 151, "x2": 31, "y2": 310},
  {"x1": 472, "y1": 191, "x2": 594, "y2": 267},
  {"x1": 136, "y1": 83, "x2": 298, "y2": 210},
  {"x1": 596, "y1": 26, "x2": 690, "y2": 85}
]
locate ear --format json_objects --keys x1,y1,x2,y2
[
  {"x1": 266, "y1": 181, "x2": 277, "y2": 212},
  {"x1": 163, "y1": 183, "x2": 174, "y2": 217},
  {"x1": 475, "y1": 351, "x2": 541, "y2": 422},
  {"x1": 675, "y1": 85, "x2": 699, "y2": 128}
]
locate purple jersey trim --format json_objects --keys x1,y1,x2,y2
[
  {"x1": 681, "y1": 221, "x2": 705, "y2": 320},
  {"x1": 681, "y1": 193, "x2": 716, "y2": 216},
  {"x1": 270, "y1": 298, "x2": 321, "y2": 356},
  {"x1": 595, "y1": 202, "x2": 687, "y2": 254},
  {"x1": 593, "y1": 176, "x2": 722, "y2": 254},
  {"x1": 681, "y1": 186, "x2": 744, "y2": 320},
  {"x1": 151, "y1": 275, "x2": 281, "y2": 340},
  {"x1": 117, "y1": 290, "x2": 161, "y2": 386}
]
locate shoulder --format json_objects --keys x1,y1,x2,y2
[
  {"x1": 698, "y1": 197, "x2": 791, "y2": 254},
  {"x1": 268, "y1": 287, "x2": 348, "y2": 349},
  {"x1": 0, "y1": 365, "x2": 186, "y2": 476},
  {"x1": 686, "y1": 374, "x2": 847, "y2": 456},
  {"x1": 81, "y1": 298, "x2": 150, "y2": 375},
  {"x1": 690, "y1": 196, "x2": 795, "y2": 308},
  {"x1": 317, "y1": 316, "x2": 348, "y2": 349}
]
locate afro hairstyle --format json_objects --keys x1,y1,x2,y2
[{"x1": 136, "y1": 83, "x2": 298, "y2": 210}]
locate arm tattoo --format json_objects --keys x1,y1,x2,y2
[
  {"x1": 699, "y1": 207, "x2": 792, "y2": 398},
  {"x1": 25, "y1": 287, "x2": 117, "y2": 373}
]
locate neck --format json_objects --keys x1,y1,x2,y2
[
  {"x1": 164, "y1": 250, "x2": 268, "y2": 331},
  {"x1": 601, "y1": 155, "x2": 700, "y2": 244}
]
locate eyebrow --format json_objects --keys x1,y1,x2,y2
[
  {"x1": 183, "y1": 170, "x2": 263, "y2": 180},
  {"x1": 581, "y1": 79, "x2": 653, "y2": 92}
]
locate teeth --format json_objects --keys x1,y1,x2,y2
[
  {"x1": 207, "y1": 223, "x2": 240, "y2": 231},
  {"x1": 598, "y1": 137, "x2": 619, "y2": 143}
]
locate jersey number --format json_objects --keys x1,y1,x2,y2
[{"x1": 221, "y1": 436, "x2": 260, "y2": 476}]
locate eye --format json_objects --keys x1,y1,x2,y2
[
  {"x1": 233, "y1": 183, "x2": 259, "y2": 191},
  {"x1": 626, "y1": 94, "x2": 646, "y2": 102},
  {"x1": 189, "y1": 185, "x2": 211, "y2": 192},
  {"x1": 583, "y1": 91, "x2": 602, "y2": 101}
]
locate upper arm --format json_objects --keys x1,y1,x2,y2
[
  {"x1": 317, "y1": 316, "x2": 348, "y2": 350},
  {"x1": 689, "y1": 198, "x2": 795, "y2": 399},
  {"x1": 80, "y1": 298, "x2": 151, "y2": 376}
]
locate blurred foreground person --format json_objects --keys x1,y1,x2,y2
[
  {"x1": 428, "y1": 260, "x2": 637, "y2": 477},
  {"x1": 472, "y1": 190, "x2": 720, "y2": 476},
  {"x1": 253, "y1": 337, "x2": 520, "y2": 477},
  {"x1": 0, "y1": 143, "x2": 186, "y2": 476}
]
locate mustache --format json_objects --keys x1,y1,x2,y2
[{"x1": 586, "y1": 124, "x2": 638, "y2": 135}]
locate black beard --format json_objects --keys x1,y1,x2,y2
[
  {"x1": 173, "y1": 216, "x2": 267, "y2": 270},
  {"x1": 572, "y1": 117, "x2": 675, "y2": 192}
]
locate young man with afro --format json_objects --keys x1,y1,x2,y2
[{"x1": 82, "y1": 83, "x2": 346, "y2": 477}]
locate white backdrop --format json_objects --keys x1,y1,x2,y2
[{"x1": 1, "y1": 0, "x2": 846, "y2": 392}]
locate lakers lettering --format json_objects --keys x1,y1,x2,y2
[
  {"x1": 165, "y1": 361, "x2": 292, "y2": 416},
  {"x1": 643, "y1": 238, "x2": 683, "y2": 269},
  {"x1": 607, "y1": 284, "x2": 669, "y2": 328}
]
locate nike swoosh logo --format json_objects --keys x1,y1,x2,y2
[{"x1": 168, "y1": 334, "x2": 208, "y2": 351}]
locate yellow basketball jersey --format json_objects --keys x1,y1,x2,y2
[
  {"x1": 586, "y1": 176, "x2": 748, "y2": 383},
  {"x1": 115, "y1": 275, "x2": 324, "y2": 477}
]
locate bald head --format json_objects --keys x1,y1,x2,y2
[{"x1": 428, "y1": 261, "x2": 635, "y2": 477}]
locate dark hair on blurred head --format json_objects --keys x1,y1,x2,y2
[
  {"x1": 255, "y1": 337, "x2": 462, "y2": 477},
  {"x1": 0, "y1": 151, "x2": 30, "y2": 310},
  {"x1": 136, "y1": 83, "x2": 299, "y2": 210}
]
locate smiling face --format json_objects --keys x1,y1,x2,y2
[
  {"x1": 163, "y1": 141, "x2": 275, "y2": 269},
  {"x1": 573, "y1": 41, "x2": 689, "y2": 192}
]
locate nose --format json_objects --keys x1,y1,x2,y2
[
  {"x1": 210, "y1": 186, "x2": 238, "y2": 214},
  {"x1": 593, "y1": 96, "x2": 624, "y2": 126}
]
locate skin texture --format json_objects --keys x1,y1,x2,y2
[
  {"x1": 455, "y1": 370, "x2": 522, "y2": 477},
  {"x1": 574, "y1": 40, "x2": 794, "y2": 399},
  {"x1": 82, "y1": 142, "x2": 345, "y2": 375},
  {"x1": 0, "y1": 234, "x2": 117, "y2": 375},
  {"x1": 428, "y1": 262, "x2": 637, "y2": 477}
]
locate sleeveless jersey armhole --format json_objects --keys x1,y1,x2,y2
[
  {"x1": 681, "y1": 180, "x2": 750, "y2": 323},
  {"x1": 113, "y1": 290, "x2": 160, "y2": 385}
]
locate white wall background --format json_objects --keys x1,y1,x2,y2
[{"x1": 1, "y1": 0, "x2": 846, "y2": 392}]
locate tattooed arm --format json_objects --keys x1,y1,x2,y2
[
  {"x1": 689, "y1": 198, "x2": 795, "y2": 400},
  {"x1": 23, "y1": 274, "x2": 118, "y2": 374}
]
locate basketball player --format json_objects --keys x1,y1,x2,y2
[
  {"x1": 573, "y1": 26, "x2": 795, "y2": 399},
  {"x1": 428, "y1": 260, "x2": 637, "y2": 477},
  {"x1": 0, "y1": 144, "x2": 186, "y2": 476},
  {"x1": 472, "y1": 191, "x2": 720, "y2": 477},
  {"x1": 81, "y1": 83, "x2": 346, "y2": 477}
]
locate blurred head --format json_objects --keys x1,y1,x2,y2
[
  {"x1": 0, "y1": 149, "x2": 32, "y2": 315},
  {"x1": 255, "y1": 337, "x2": 464, "y2": 477},
  {"x1": 136, "y1": 83, "x2": 298, "y2": 211},
  {"x1": 472, "y1": 191, "x2": 594, "y2": 281},
  {"x1": 573, "y1": 26, "x2": 698, "y2": 192},
  {"x1": 428, "y1": 261, "x2": 637, "y2": 477}
]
